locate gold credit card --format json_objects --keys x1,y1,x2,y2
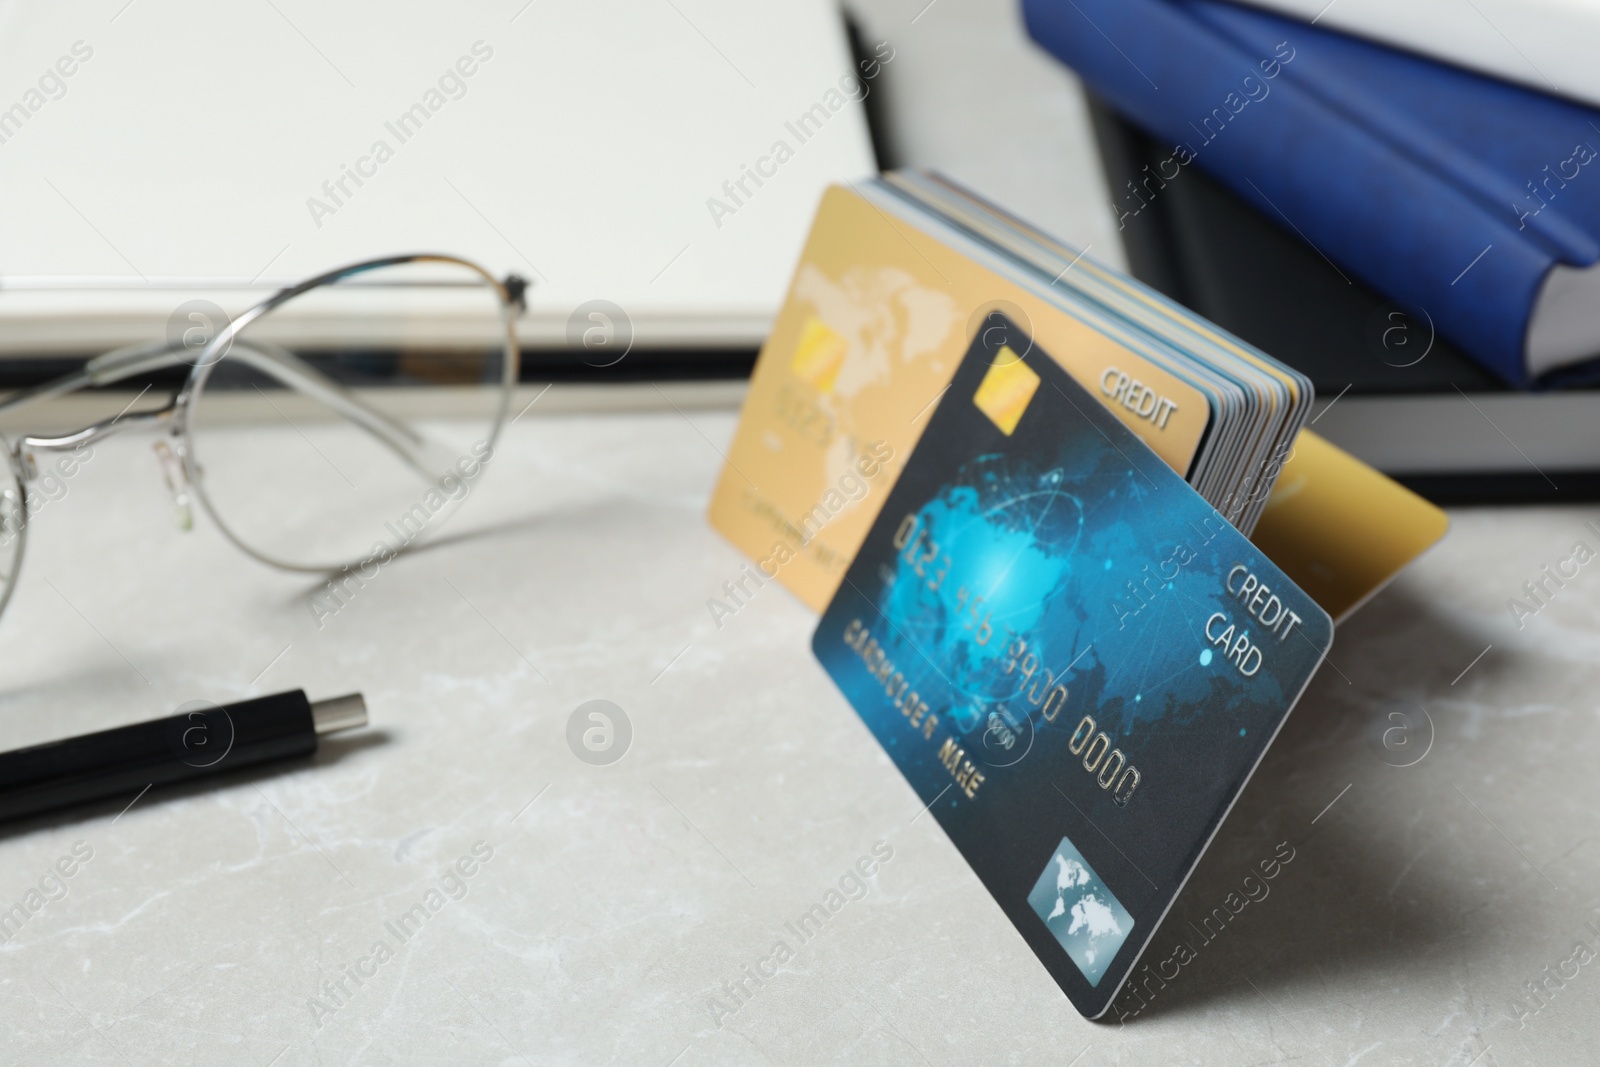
[
  {"x1": 708, "y1": 184, "x2": 1214, "y2": 612},
  {"x1": 1250, "y1": 430, "x2": 1449, "y2": 622}
]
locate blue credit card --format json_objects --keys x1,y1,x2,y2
[{"x1": 812, "y1": 314, "x2": 1333, "y2": 1018}]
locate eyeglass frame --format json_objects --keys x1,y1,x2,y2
[{"x1": 0, "y1": 252, "x2": 528, "y2": 621}]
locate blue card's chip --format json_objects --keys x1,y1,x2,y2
[{"x1": 813, "y1": 316, "x2": 1333, "y2": 1018}]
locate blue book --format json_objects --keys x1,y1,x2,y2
[{"x1": 1023, "y1": 0, "x2": 1600, "y2": 387}]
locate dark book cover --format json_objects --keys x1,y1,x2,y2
[{"x1": 1086, "y1": 94, "x2": 1600, "y2": 503}]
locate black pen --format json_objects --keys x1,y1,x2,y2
[{"x1": 0, "y1": 690, "x2": 368, "y2": 823}]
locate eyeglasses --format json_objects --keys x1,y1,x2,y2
[{"x1": 0, "y1": 253, "x2": 526, "y2": 623}]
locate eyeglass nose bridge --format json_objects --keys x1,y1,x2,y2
[
  {"x1": 14, "y1": 397, "x2": 192, "y2": 529},
  {"x1": 17, "y1": 394, "x2": 177, "y2": 458}
]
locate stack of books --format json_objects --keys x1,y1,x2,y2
[{"x1": 1023, "y1": 0, "x2": 1600, "y2": 501}]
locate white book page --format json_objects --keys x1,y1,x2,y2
[
  {"x1": 1231, "y1": 0, "x2": 1600, "y2": 109},
  {"x1": 0, "y1": 0, "x2": 878, "y2": 350}
]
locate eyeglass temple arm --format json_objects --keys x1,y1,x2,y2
[
  {"x1": 0, "y1": 341, "x2": 193, "y2": 417},
  {"x1": 197, "y1": 341, "x2": 454, "y2": 477},
  {"x1": 1, "y1": 341, "x2": 449, "y2": 477},
  {"x1": 0, "y1": 352, "x2": 155, "y2": 454}
]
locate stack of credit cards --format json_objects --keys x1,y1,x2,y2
[
  {"x1": 709, "y1": 170, "x2": 1445, "y2": 1018},
  {"x1": 707, "y1": 172, "x2": 1380, "y2": 622},
  {"x1": 812, "y1": 319, "x2": 1333, "y2": 1017},
  {"x1": 870, "y1": 172, "x2": 1314, "y2": 535},
  {"x1": 707, "y1": 171, "x2": 1448, "y2": 1018}
]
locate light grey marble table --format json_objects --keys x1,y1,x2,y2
[{"x1": 0, "y1": 382, "x2": 1594, "y2": 1066}]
